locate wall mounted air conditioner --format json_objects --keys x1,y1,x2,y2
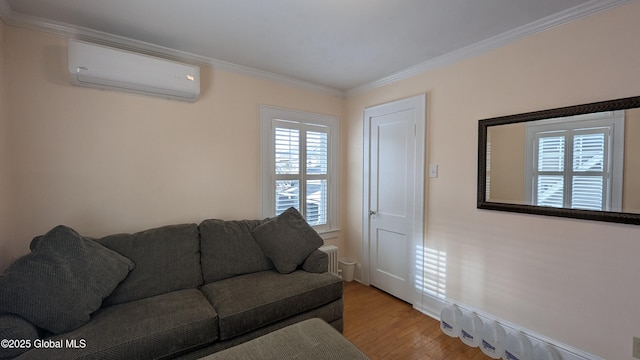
[{"x1": 68, "y1": 39, "x2": 200, "y2": 102}]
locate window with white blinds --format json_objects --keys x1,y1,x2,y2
[
  {"x1": 525, "y1": 111, "x2": 624, "y2": 211},
  {"x1": 260, "y1": 106, "x2": 338, "y2": 237}
]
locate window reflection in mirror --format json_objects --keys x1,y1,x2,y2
[
  {"x1": 484, "y1": 107, "x2": 640, "y2": 214},
  {"x1": 525, "y1": 111, "x2": 624, "y2": 212}
]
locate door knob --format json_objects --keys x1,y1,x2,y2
[{"x1": 369, "y1": 210, "x2": 376, "y2": 216}]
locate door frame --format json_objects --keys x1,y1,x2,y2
[{"x1": 361, "y1": 94, "x2": 426, "y2": 296}]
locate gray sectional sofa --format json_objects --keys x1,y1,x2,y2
[{"x1": 0, "y1": 208, "x2": 343, "y2": 359}]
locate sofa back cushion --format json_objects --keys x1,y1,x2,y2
[
  {"x1": 199, "y1": 219, "x2": 274, "y2": 283},
  {"x1": 98, "y1": 223, "x2": 203, "y2": 306}
]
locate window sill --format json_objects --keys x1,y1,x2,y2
[{"x1": 318, "y1": 229, "x2": 340, "y2": 241}]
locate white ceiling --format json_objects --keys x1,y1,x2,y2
[{"x1": 0, "y1": 0, "x2": 629, "y2": 94}]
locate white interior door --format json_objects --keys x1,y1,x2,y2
[{"x1": 363, "y1": 94, "x2": 425, "y2": 304}]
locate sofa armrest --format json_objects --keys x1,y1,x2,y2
[
  {"x1": 301, "y1": 250, "x2": 328, "y2": 273},
  {"x1": 0, "y1": 314, "x2": 40, "y2": 359}
]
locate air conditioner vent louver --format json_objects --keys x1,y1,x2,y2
[{"x1": 68, "y1": 39, "x2": 200, "y2": 102}]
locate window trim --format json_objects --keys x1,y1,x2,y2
[
  {"x1": 259, "y1": 105, "x2": 339, "y2": 238},
  {"x1": 524, "y1": 111, "x2": 625, "y2": 211}
]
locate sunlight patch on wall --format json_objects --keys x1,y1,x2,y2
[{"x1": 415, "y1": 245, "x2": 447, "y2": 299}]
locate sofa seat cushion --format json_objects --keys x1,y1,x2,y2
[
  {"x1": 15, "y1": 289, "x2": 219, "y2": 360},
  {"x1": 200, "y1": 270, "x2": 342, "y2": 340},
  {"x1": 0, "y1": 225, "x2": 134, "y2": 334},
  {"x1": 98, "y1": 223, "x2": 203, "y2": 306}
]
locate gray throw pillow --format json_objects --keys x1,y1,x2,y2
[
  {"x1": 252, "y1": 207, "x2": 323, "y2": 273},
  {"x1": 0, "y1": 226, "x2": 135, "y2": 334}
]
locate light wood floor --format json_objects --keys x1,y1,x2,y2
[{"x1": 342, "y1": 281, "x2": 491, "y2": 360}]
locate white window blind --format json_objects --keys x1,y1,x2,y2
[
  {"x1": 534, "y1": 131, "x2": 607, "y2": 210},
  {"x1": 273, "y1": 123, "x2": 329, "y2": 226},
  {"x1": 260, "y1": 106, "x2": 339, "y2": 237},
  {"x1": 572, "y1": 132, "x2": 605, "y2": 210},
  {"x1": 525, "y1": 111, "x2": 624, "y2": 212},
  {"x1": 306, "y1": 131, "x2": 328, "y2": 225}
]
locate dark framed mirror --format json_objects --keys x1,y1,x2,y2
[{"x1": 477, "y1": 96, "x2": 640, "y2": 225}]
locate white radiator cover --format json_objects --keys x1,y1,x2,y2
[{"x1": 318, "y1": 245, "x2": 339, "y2": 276}]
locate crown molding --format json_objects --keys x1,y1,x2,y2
[
  {"x1": 0, "y1": 0, "x2": 345, "y2": 97},
  {"x1": 346, "y1": 0, "x2": 632, "y2": 97},
  {"x1": 0, "y1": 0, "x2": 630, "y2": 98}
]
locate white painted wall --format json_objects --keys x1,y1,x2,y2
[
  {"x1": 344, "y1": 2, "x2": 640, "y2": 359},
  {"x1": 0, "y1": 25, "x2": 345, "y2": 269},
  {"x1": 0, "y1": 21, "x2": 13, "y2": 271},
  {"x1": 2, "y1": 2, "x2": 640, "y2": 359}
]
